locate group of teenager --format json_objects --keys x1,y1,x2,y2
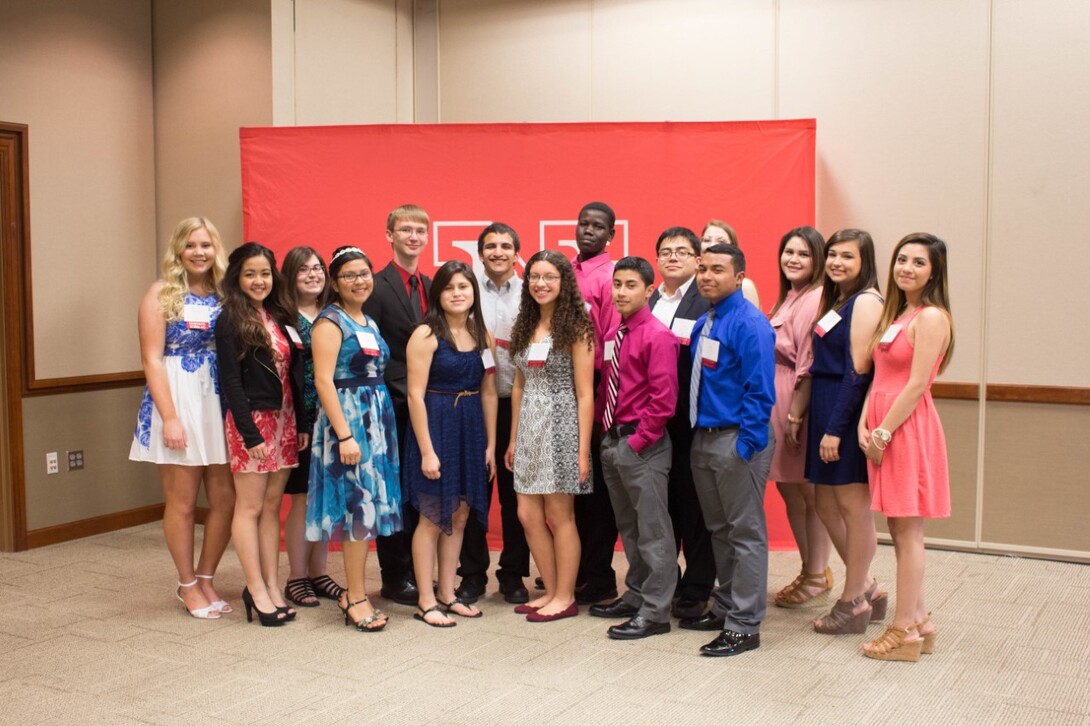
[{"x1": 130, "y1": 201, "x2": 953, "y2": 662}]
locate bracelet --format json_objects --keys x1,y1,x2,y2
[
  {"x1": 337, "y1": 433, "x2": 353, "y2": 442},
  {"x1": 786, "y1": 413, "x2": 803, "y2": 425},
  {"x1": 872, "y1": 437, "x2": 887, "y2": 451}
]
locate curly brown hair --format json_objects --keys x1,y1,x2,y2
[{"x1": 509, "y1": 250, "x2": 594, "y2": 355}]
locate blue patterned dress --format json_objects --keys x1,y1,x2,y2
[
  {"x1": 305, "y1": 306, "x2": 402, "y2": 541},
  {"x1": 403, "y1": 336, "x2": 489, "y2": 536},
  {"x1": 129, "y1": 291, "x2": 227, "y2": 466}
]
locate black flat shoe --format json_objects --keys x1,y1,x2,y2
[
  {"x1": 380, "y1": 579, "x2": 419, "y2": 605},
  {"x1": 589, "y1": 598, "x2": 640, "y2": 619},
  {"x1": 500, "y1": 580, "x2": 530, "y2": 604},
  {"x1": 672, "y1": 597, "x2": 707, "y2": 620},
  {"x1": 607, "y1": 615, "x2": 671, "y2": 640},
  {"x1": 241, "y1": 587, "x2": 286, "y2": 627},
  {"x1": 575, "y1": 586, "x2": 618, "y2": 605},
  {"x1": 678, "y1": 611, "x2": 725, "y2": 631},
  {"x1": 700, "y1": 629, "x2": 760, "y2": 657}
]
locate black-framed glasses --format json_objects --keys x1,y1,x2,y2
[
  {"x1": 657, "y1": 248, "x2": 695, "y2": 260},
  {"x1": 338, "y1": 271, "x2": 373, "y2": 283}
]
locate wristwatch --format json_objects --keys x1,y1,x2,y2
[{"x1": 872, "y1": 428, "x2": 892, "y2": 445}]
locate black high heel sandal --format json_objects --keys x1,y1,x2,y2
[
  {"x1": 242, "y1": 587, "x2": 287, "y2": 627},
  {"x1": 344, "y1": 596, "x2": 386, "y2": 632}
]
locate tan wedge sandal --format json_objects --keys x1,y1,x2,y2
[
  {"x1": 916, "y1": 614, "x2": 937, "y2": 654},
  {"x1": 775, "y1": 566, "x2": 834, "y2": 608},
  {"x1": 863, "y1": 625, "x2": 923, "y2": 662}
]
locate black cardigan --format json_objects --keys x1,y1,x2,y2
[{"x1": 215, "y1": 313, "x2": 305, "y2": 450}]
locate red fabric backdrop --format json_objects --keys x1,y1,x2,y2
[{"x1": 243, "y1": 120, "x2": 815, "y2": 552}]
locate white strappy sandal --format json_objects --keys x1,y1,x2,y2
[
  {"x1": 176, "y1": 579, "x2": 222, "y2": 619},
  {"x1": 195, "y1": 573, "x2": 232, "y2": 614}
]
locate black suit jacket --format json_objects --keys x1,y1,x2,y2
[
  {"x1": 362, "y1": 261, "x2": 432, "y2": 401},
  {"x1": 649, "y1": 281, "x2": 711, "y2": 435}
]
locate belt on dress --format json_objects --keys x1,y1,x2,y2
[
  {"x1": 335, "y1": 374, "x2": 385, "y2": 389},
  {"x1": 605, "y1": 422, "x2": 637, "y2": 439},
  {"x1": 426, "y1": 388, "x2": 480, "y2": 407}
]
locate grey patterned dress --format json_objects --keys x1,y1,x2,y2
[{"x1": 512, "y1": 335, "x2": 591, "y2": 495}]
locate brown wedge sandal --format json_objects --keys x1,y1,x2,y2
[
  {"x1": 916, "y1": 614, "x2": 937, "y2": 654},
  {"x1": 775, "y1": 567, "x2": 834, "y2": 608},
  {"x1": 863, "y1": 625, "x2": 922, "y2": 662},
  {"x1": 864, "y1": 579, "x2": 888, "y2": 623},
  {"x1": 813, "y1": 594, "x2": 871, "y2": 634}
]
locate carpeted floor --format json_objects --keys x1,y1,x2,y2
[{"x1": 1, "y1": 523, "x2": 1088, "y2": 725}]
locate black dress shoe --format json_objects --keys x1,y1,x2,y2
[
  {"x1": 454, "y1": 579, "x2": 487, "y2": 604},
  {"x1": 608, "y1": 615, "x2": 671, "y2": 640},
  {"x1": 589, "y1": 598, "x2": 640, "y2": 619},
  {"x1": 678, "y1": 611, "x2": 726, "y2": 631},
  {"x1": 700, "y1": 629, "x2": 760, "y2": 657},
  {"x1": 575, "y1": 586, "x2": 619, "y2": 605},
  {"x1": 534, "y1": 577, "x2": 545, "y2": 590},
  {"x1": 672, "y1": 597, "x2": 707, "y2": 620},
  {"x1": 499, "y1": 580, "x2": 530, "y2": 604},
  {"x1": 379, "y1": 579, "x2": 419, "y2": 605}
]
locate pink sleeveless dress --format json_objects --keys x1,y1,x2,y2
[{"x1": 866, "y1": 307, "x2": 950, "y2": 518}]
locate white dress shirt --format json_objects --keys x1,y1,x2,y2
[{"x1": 479, "y1": 273, "x2": 522, "y2": 397}]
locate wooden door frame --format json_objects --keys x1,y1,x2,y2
[{"x1": 0, "y1": 121, "x2": 30, "y2": 551}]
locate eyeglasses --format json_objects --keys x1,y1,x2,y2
[
  {"x1": 527, "y1": 274, "x2": 561, "y2": 284},
  {"x1": 296, "y1": 264, "x2": 325, "y2": 277},
  {"x1": 657, "y1": 248, "x2": 695, "y2": 260},
  {"x1": 393, "y1": 226, "x2": 429, "y2": 238},
  {"x1": 338, "y1": 271, "x2": 373, "y2": 283}
]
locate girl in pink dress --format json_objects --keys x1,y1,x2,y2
[
  {"x1": 767, "y1": 227, "x2": 836, "y2": 608},
  {"x1": 858, "y1": 233, "x2": 954, "y2": 661}
]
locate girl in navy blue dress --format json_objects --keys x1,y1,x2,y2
[
  {"x1": 806, "y1": 229, "x2": 886, "y2": 635},
  {"x1": 405, "y1": 261, "x2": 498, "y2": 627}
]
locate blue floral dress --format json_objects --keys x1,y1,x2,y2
[
  {"x1": 305, "y1": 306, "x2": 402, "y2": 541},
  {"x1": 129, "y1": 291, "x2": 228, "y2": 466}
]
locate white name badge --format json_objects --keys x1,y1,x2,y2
[
  {"x1": 584, "y1": 301, "x2": 593, "y2": 314},
  {"x1": 481, "y1": 348, "x2": 496, "y2": 374},
  {"x1": 183, "y1": 304, "x2": 212, "y2": 330},
  {"x1": 699, "y1": 338, "x2": 720, "y2": 370},
  {"x1": 814, "y1": 309, "x2": 842, "y2": 338},
  {"x1": 356, "y1": 330, "x2": 380, "y2": 356},
  {"x1": 604, "y1": 340, "x2": 615, "y2": 362},
  {"x1": 494, "y1": 319, "x2": 512, "y2": 349},
  {"x1": 879, "y1": 324, "x2": 903, "y2": 349},
  {"x1": 285, "y1": 325, "x2": 304, "y2": 349},
  {"x1": 527, "y1": 340, "x2": 551, "y2": 368},
  {"x1": 671, "y1": 318, "x2": 697, "y2": 344}
]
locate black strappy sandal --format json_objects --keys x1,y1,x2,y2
[
  {"x1": 309, "y1": 575, "x2": 346, "y2": 602},
  {"x1": 344, "y1": 596, "x2": 387, "y2": 632},
  {"x1": 284, "y1": 578, "x2": 320, "y2": 607},
  {"x1": 414, "y1": 605, "x2": 456, "y2": 628},
  {"x1": 438, "y1": 597, "x2": 483, "y2": 619}
]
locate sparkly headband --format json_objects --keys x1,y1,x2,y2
[{"x1": 331, "y1": 247, "x2": 364, "y2": 263}]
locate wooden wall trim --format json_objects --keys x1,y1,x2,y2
[
  {"x1": 932, "y1": 382, "x2": 1090, "y2": 405},
  {"x1": 26, "y1": 504, "x2": 208, "y2": 549},
  {"x1": 23, "y1": 371, "x2": 145, "y2": 397}
]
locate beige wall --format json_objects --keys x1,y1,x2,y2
[{"x1": 0, "y1": 0, "x2": 157, "y2": 379}]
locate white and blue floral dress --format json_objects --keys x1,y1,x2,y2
[{"x1": 129, "y1": 292, "x2": 228, "y2": 466}]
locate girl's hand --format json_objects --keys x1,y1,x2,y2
[
  {"x1": 785, "y1": 419, "x2": 802, "y2": 448},
  {"x1": 422, "y1": 452, "x2": 441, "y2": 480},
  {"x1": 578, "y1": 452, "x2": 590, "y2": 485},
  {"x1": 819, "y1": 434, "x2": 841, "y2": 464},
  {"x1": 484, "y1": 447, "x2": 496, "y2": 481},
  {"x1": 297, "y1": 433, "x2": 310, "y2": 452},
  {"x1": 504, "y1": 445, "x2": 515, "y2": 472},
  {"x1": 858, "y1": 425, "x2": 871, "y2": 452},
  {"x1": 865, "y1": 439, "x2": 884, "y2": 465},
  {"x1": 247, "y1": 442, "x2": 269, "y2": 461},
  {"x1": 339, "y1": 437, "x2": 361, "y2": 466},
  {"x1": 162, "y1": 417, "x2": 187, "y2": 450}
]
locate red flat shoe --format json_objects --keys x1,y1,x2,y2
[
  {"x1": 513, "y1": 603, "x2": 540, "y2": 615},
  {"x1": 526, "y1": 601, "x2": 578, "y2": 622}
]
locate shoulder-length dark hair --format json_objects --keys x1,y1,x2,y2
[
  {"x1": 280, "y1": 246, "x2": 332, "y2": 312},
  {"x1": 221, "y1": 242, "x2": 292, "y2": 359},
  {"x1": 817, "y1": 228, "x2": 880, "y2": 318},
  {"x1": 422, "y1": 261, "x2": 489, "y2": 353},
  {"x1": 771, "y1": 226, "x2": 826, "y2": 316},
  {"x1": 870, "y1": 232, "x2": 955, "y2": 373},
  {"x1": 509, "y1": 250, "x2": 594, "y2": 355}
]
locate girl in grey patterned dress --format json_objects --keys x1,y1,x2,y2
[{"x1": 504, "y1": 250, "x2": 595, "y2": 622}]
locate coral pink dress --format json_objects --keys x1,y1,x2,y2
[
  {"x1": 866, "y1": 307, "x2": 950, "y2": 518},
  {"x1": 768, "y1": 287, "x2": 821, "y2": 482}
]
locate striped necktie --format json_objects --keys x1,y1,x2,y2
[
  {"x1": 602, "y1": 323, "x2": 627, "y2": 430},
  {"x1": 689, "y1": 309, "x2": 714, "y2": 428}
]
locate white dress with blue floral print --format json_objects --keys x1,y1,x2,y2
[{"x1": 129, "y1": 292, "x2": 228, "y2": 466}]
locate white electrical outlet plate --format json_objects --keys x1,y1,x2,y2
[{"x1": 46, "y1": 451, "x2": 59, "y2": 475}]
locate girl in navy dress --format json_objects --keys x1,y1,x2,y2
[
  {"x1": 405, "y1": 261, "x2": 497, "y2": 627},
  {"x1": 130, "y1": 217, "x2": 234, "y2": 619},
  {"x1": 216, "y1": 243, "x2": 306, "y2": 627},
  {"x1": 806, "y1": 229, "x2": 886, "y2": 635}
]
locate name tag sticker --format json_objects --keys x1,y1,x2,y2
[
  {"x1": 527, "y1": 341, "x2": 551, "y2": 368},
  {"x1": 671, "y1": 318, "x2": 696, "y2": 345},
  {"x1": 356, "y1": 330, "x2": 380, "y2": 356},
  {"x1": 481, "y1": 348, "x2": 496, "y2": 374},
  {"x1": 584, "y1": 301, "x2": 593, "y2": 314},
  {"x1": 814, "y1": 310, "x2": 842, "y2": 338},
  {"x1": 699, "y1": 338, "x2": 720, "y2": 370},
  {"x1": 879, "y1": 324, "x2": 903, "y2": 349},
  {"x1": 604, "y1": 340, "x2": 615, "y2": 362},
  {"x1": 183, "y1": 304, "x2": 212, "y2": 330},
  {"x1": 286, "y1": 326, "x2": 304, "y2": 349},
  {"x1": 494, "y1": 318, "x2": 513, "y2": 345}
]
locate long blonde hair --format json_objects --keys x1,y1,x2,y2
[
  {"x1": 158, "y1": 217, "x2": 228, "y2": 321},
  {"x1": 870, "y1": 233, "x2": 955, "y2": 373}
]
